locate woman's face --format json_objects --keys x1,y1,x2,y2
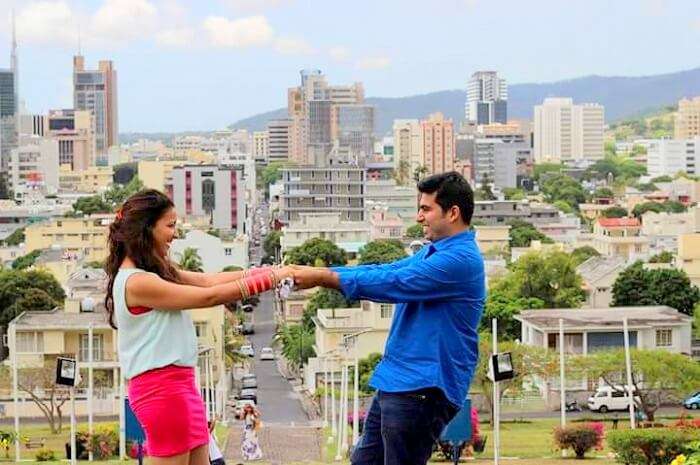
[{"x1": 152, "y1": 208, "x2": 178, "y2": 258}]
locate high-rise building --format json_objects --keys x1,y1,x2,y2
[
  {"x1": 73, "y1": 55, "x2": 118, "y2": 162},
  {"x1": 472, "y1": 139, "x2": 532, "y2": 189},
  {"x1": 465, "y1": 71, "x2": 507, "y2": 125},
  {"x1": 0, "y1": 14, "x2": 18, "y2": 182},
  {"x1": 392, "y1": 119, "x2": 423, "y2": 185},
  {"x1": 46, "y1": 109, "x2": 96, "y2": 171},
  {"x1": 676, "y1": 97, "x2": 700, "y2": 139},
  {"x1": 534, "y1": 98, "x2": 604, "y2": 163},
  {"x1": 279, "y1": 166, "x2": 365, "y2": 223},
  {"x1": 331, "y1": 104, "x2": 375, "y2": 161},
  {"x1": 286, "y1": 70, "x2": 365, "y2": 165},
  {"x1": 420, "y1": 113, "x2": 455, "y2": 176},
  {"x1": 253, "y1": 131, "x2": 269, "y2": 163},
  {"x1": 646, "y1": 137, "x2": 699, "y2": 178},
  {"x1": 9, "y1": 135, "x2": 59, "y2": 198},
  {"x1": 267, "y1": 118, "x2": 291, "y2": 162}
]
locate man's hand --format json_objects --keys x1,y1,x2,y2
[{"x1": 289, "y1": 265, "x2": 340, "y2": 290}]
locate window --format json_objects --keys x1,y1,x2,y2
[
  {"x1": 380, "y1": 304, "x2": 394, "y2": 319},
  {"x1": 655, "y1": 329, "x2": 672, "y2": 347},
  {"x1": 16, "y1": 332, "x2": 44, "y2": 353},
  {"x1": 56, "y1": 221, "x2": 62, "y2": 227},
  {"x1": 224, "y1": 248, "x2": 232, "y2": 256},
  {"x1": 81, "y1": 234, "x2": 89, "y2": 241},
  {"x1": 79, "y1": 334, "x2": 104, "y2": 361},
  {"x1": 611, "y1": 391, "x2": 625, "y2": 398},
  {"x1": 194, "y1": 322, "x2": 208, "y2": 338}
]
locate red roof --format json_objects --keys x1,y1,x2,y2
[{"x1": 597, "y1": 217, "x2": 640, "y2": 228}]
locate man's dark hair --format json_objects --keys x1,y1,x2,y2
[{"x1": 417, "y1": 171, "x2": 474, "y2": 224}]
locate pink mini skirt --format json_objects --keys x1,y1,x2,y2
[{"x1": 128, "y1": 365, "x2": 209, "y2": 457}]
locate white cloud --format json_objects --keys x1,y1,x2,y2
[
  {"x1": 220, "y1": 0, "x2": 294, "y2": 13},
  {"x1": 91, "y1": 0, "x2": 158, "y2": 43},
  {"x1": 155, "y1": 27, "x2": 196, "y2": 47},
  {"x1": 274, "y1": 36, "x2": 314, "y2": 55},
  {"x1": 203, "y1": 15, "x2": 274, "y2": 48},
  {"x1": 15, "y1": 1, "x2": 77, "y2": 46},
  {"x1": 355, "y1": 56, "x2": 391, "y2": 70},
  {"x1": 329, "y1": 46, "x2": 350, "y2": 62}
]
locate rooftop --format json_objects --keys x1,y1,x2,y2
[
  {"x1": 11, "y1": 307, "x2": 111, "y2": 329},
  {"x1": 515, "y1": 306, "x2": 691, "y2": 330},
  {"x1": 597, "y1": 217, "x2": 640, "y2": 228},
  {"x1": 576, "y1": 255, "x2": 627, "y2": 284}
]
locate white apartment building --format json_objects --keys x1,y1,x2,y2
[
  {"x1": 9, "y1": 135, "x2": 59, "y2": 198},
  {"x1": 645, "y1": 137, "x2": 699, "y2": 178},
  {"x1": 280, "y1": 212, "x2": 370, "y2": 256},
  {"x1": 253, "y1": 131, "x2": 268, "y2": 163},
  {"x1": 365, "y1": 178, "x2": 417, "y2": 222},
  {"x1": 392, "y1": 119, "x2": 423, "y2": 183},
  {"x1": 534, "y1": 98, "x2": 604, "y2": 163},
  {"x1": 267, "y1": 118, "x2": 291, "y2": 162},
  {"x1": 170, "y1": 229, "x2": 248, "y2": 272},
  {"x1": 465, "y1": 71, "x2": 508, "y2": 125}
]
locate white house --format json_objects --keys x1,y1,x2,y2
[
  {"x1": 576, "y1": 256, "x2": 627, "y2": 308},
  {"x1": 170, "y1": 229, "x2": 249, "y2": 272}
]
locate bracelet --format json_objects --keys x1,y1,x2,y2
[{"x1": 236, "y1": 280, "x2": 249, "y2": 300}]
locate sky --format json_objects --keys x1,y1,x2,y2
[{"x1": 0, "y1": 0, "x2": 698, "y2": 133}]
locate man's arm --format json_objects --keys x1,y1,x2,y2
[
  {"x1": 330, "y1": 251, "x2": 419, "y2": 274},
  {"x1": 294, "y1": 249, "x2": 482, "y2": 304}
]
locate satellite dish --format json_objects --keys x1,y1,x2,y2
[{"x1": 81, "y1": 297, "x2": 95, "y2": 312}]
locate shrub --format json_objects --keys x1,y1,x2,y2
[
  {"x1": 608, "y1": 428, "x2": 700, "y2": 465},
  {"x1": 35, "y1": 448, "x2": 56, "y2": 462},
  {"x1": 89, "y1": 426, "x2": 119, "y2": 460},
  {"x1": 553, "y1": 424, "x2": 601, "y2": 459}
]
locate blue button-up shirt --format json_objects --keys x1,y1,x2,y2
[{"x1": 333, "y1": 229, "x2": 485, "y2": 407}]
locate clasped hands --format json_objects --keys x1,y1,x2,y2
[{"x1": 276, "y1": 264, "x2": 338, "y2": 291}]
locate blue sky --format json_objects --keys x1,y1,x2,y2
[{"x1": 0, "y1": 0, "x2": 698, "y2": 133}]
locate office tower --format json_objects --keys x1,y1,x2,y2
[
  {"x1": 73, "y1": 55, "x2": 118, "y2": 162},
  {"x1": 0, "y1": 13, "x2": 19, "y2": 183},
  {"x1": 253, "y1": 131, "x2": 269, "y2": 163},
  {"x1": 331, "y1": 104, "x2": 375, "y2": 161},
  {"x1": 465, "y1": 71, "x2": 507, "y2": 125},
  {"x1": 472, "y1": 139, "x2": 532, "y2": 189},
  {"x1": 267, "y1": 118, "x2": 291, "y2": 162},
  {"x1": 46, "y1": 109, "x2": 96, "y2": 171},
  {"x1": 420, "y1": 113, "x2": 455, "y2": 176},
  {"x1": 646, "y1": 137, "x2": 699, "y2": 178},
  {"x1": 534, "y1": 98, "x2": 604, "y2": 163},
  {"x1": 676, "y1": 97, "x2": 700, "y2": 139}
]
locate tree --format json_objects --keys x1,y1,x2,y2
[
  {"x1": 508, "y1": 219, "x2": 554, "y2": 248},
  {"x1": 480, "y1": 286, "x2": 544, "y2": 340},
  {"x1": 503, "y1": 188, "x2": 525, "y2": 201},
  {"x1": 222, "y1": 265, "x2": 243, "y2": 272},
  {"x1": 476, "y1": 173, "x2": 496, "y2": 201},
  {"x1": 72, "y1": 195, "x2": 111, "y2": 215},
  {"x1": 261, "y1": 162, "x2": 284, "y2": 187},
  {"x1": 552, "y1": 200, "x2": 574, "y2": 214},
  {"x1": 533, "y1": 163, "x2": 562, "y2": 181},
  {"x1": 413, "y1": 165, "x2": 428, "y2": 183},
  {"x1": 177, "y1": 247, "x2": 203, "y2": 272},
  {"x1": 650, "y1": 175, "x2": 673, "y2": 183},
  {"x1": 695, "y1": 304, "x2": 700, "y2": 340},
  {"x1": 540, "y1": 174, "x2": 586, "y2": 211},
  {"x1": 632, "y1": 200, "x2": 686, "y2": 217},
  {"x1": 17, "y1": 360, "x2": 71, "y2": 433},
  {"x1": 11, "y1": 250, "x2": 41, "y2": 270},
  {"x1": 274, "y1": 324, "x2": 315, "y2": 370},
  {"x1": 496, "y1": 251, "x2": 584, "y2": 308},
  {"x1": 574, "y1": 349, "x2": 700, "y2": 421},
  {"x1": 303, "y1": 288, "x2": 357, "y2": 330},
  {"x1": 0, "y1": 269, "x2": 65, "y2": 329},
  {"x1": 103, "y1": 177, "x2": 144, "y2": 207},
  {"x1": 263, "y1": 230, "x2": 282, "y2": 262},
  {"x1": 612, "y1": 262, "x2": 700, "y2": 315},
  {"x1": 571, "y1": 246, "x2": 600, "y2": 266},
  {"x1": 284, "y1": 238, "x2": 347, "y2": 267},
  {"x1": 358, "y1": 240, "x2": 407, "y2": 265},
  {"x1": 592, "y1": 187, "x2": 615, "y2": 199},
  {"x1": 648, "y1": 251, "x2": 674, "y2": 264},
  {"x1": 601, "y1": 206, "x2": 628, "y2": 218},
  {"x1": 394, "y1": 160, "x2": 410, "y2": 186},
  {"x1": 358, "y1": 353, "x2": 383, "y2": 393},
  {"x1": 1, "y1": 228, "x2": 24, "y2": 246},
  {"x1": 7, "y1": 289, "x2": 56, "y2": 314},
  {"x1": 405, "y1": 224, "x2": 424, "y2": 239}
]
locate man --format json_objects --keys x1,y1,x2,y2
[{"x1": 292, "y1": 171, "x2": 485, "y2": 465}]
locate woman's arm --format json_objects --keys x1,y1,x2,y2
[
  {"x1": 177, "y1": 267, "x2": 275, "y2": 287},
  {"x1": 126, "y1": 268, "x2": 291, "y2": 311}
]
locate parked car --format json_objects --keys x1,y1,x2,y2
[
  {"x1": 238, "y1": 388, "x2": 257, "y2": 404},
  {"x1": 240, "y1": 344, "x2": 255, "y2": 357},
  {"x1": 260, "y1": 347, "x2": 275, "y2": 360},
  {"x1": 241, "y1": 322, "x2": 255, "y2": 335},
  {"x1": 683, "y1": 391, "x2": 700, "y2": 409},
  {"x1": 234, "y1": 399, "x2": 256, "y2": 419},
  {"x1": 242, "y1": 377, "x2": 258, "y2": 389},
  {"x1": 242, "y1": 304, "x2": 254, "y2": 313},
  {"x1": 587, "y1": 385, "x2": 640, "y2": 413}
]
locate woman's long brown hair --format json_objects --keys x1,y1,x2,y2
[{"x1": 104, "y1": 189, "x2": 180, "y2": 329}]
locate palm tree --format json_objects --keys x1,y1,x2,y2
[{"x1": 178, "y1": 247, "x2": 203, "y2": 272}]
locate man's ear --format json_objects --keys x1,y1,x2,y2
[{"x1": 449, "y1": 205, "x2": 461, "y2": 223}]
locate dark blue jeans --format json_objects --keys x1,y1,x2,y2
[{"x1": 350, "y1": 388, "x2": 458, "y2": 465}]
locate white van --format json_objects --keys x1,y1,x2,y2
[{"x1": 587, "y1": 385, "x2": 640, "y2": 413}]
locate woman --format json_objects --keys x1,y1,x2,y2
[
  {"x1": 240, "y1": 404, "x2": 263, "y2": 461},
  {"x1": 105, "y1": 189, "x2": 291, "y2": 465}
]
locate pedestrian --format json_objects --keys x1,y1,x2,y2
[
  {"x1": 208, "y1": 419, "x2": 225, "y2": 465},
  {"x1": 105, "y1": 189, "x2": 293, "y2": 465},
  {"x1": 240, "y1": 405, "x2": 263, "y2": 461},
  {"x1": 291, "y1": 172, "x2": 485, "y2": 465}
]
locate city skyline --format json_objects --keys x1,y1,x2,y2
[{"x1": 0, "y1": 0, "x2": 698, "y2": 132}]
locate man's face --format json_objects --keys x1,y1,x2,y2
[{"x1": 416, "y1": 192, "x2": 452, "y2": 241}]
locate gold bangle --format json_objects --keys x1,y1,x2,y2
[
  {"x1": 236, "y1": 280, "x2": 249, "y2": 300},
  {"x1": 242, "y1": 269, "x2": 249, "y2": 278},
  {"x1": 269, "y1": 271, "x2": 279, "y2": 288}
]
